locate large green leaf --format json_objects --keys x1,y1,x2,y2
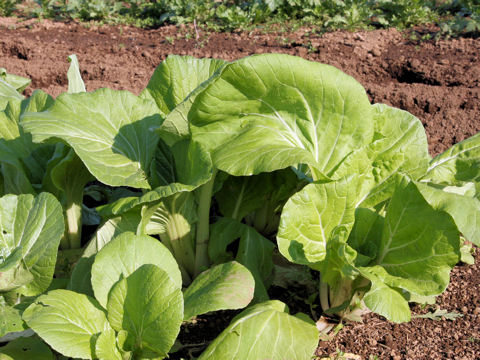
[
  {"x1": 416, "y1": 182, "x2": 480, "y2": 246},
  {"x1": 359, "y1": 268, "x2": 411, "y2": 323},
  {"x1": 97, "y1": 140, "x2": 212, "y2": 216},
  {"x1": 422, "y1": 132, "x2": 480, "y2": 185},
  {"x1": 277, "y1": 175, "x2": 358, "y2": 268},
  {"x1": 183, "y1": 261, "x2": 254, "y2": 320},
  {"x1": 107, "y1": 264, "x2": 183, "y2": 358},
  {"x1": 0, "y1": 193, "x2": 64, "y2": 295},
  {"x1": 91, "y1": 232, "x2": 181, "y2": 308},
  {"x1": 190, "y1": 53, "x2": 373, "y2": 178},
  {"x1": 3, "y1": 90, "x2": 55, "y2": 162},
  {"x1": 143, "y1": 55, "x2": 225, "y2": 117},
  {"x1": 367, "y1": 181, "x2": 460, "y2": 296},
  {"x1": 0, "y1": 336, "x2": 53, "y2": 360},
  {"x1": 198, "y1": 300, "x2": 319, "y2": 360},
  {"x1": 21, "y1": 88, "x2": 162, "y2": 189},
  {"x1": 143, "y1": 55, "x2": 226, "y2": 144},
  {"x1": 209, "y1": 218, "x2": 275, "y2": 301},
  {"x1": 68, "y1": 210, "x2": 142, "y2": 297},
  {"x1": 23, "y1": 290, "x2": 111, "y2": 360}
]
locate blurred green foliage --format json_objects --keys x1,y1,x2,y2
[{"x1": 1, "y1": 0, "x2": 479, "y2": 36}]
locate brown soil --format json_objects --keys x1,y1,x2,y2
[{"x1": 1, "y1": 17, "x2": 479, "y2": 360}]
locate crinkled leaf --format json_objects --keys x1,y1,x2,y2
[
  {"x1": 422, "y1": 132, "x2": 480, "y2": 184},
  {"x1": 0, "y1": 79, "x2": 23, "y2": 107},
  {"x1": 350, "y1": 104, "x2": 430, "y2": 207},
  {"x1": 319, "y1": 227, "x2": 359, "y2": 288},
  {"x1": 277, "y1": 176, "x2": 358, "y2": 267},
  {"x1": 0, "y1": 68, "x2": 30, "y2": 93},
  {"x1": 107, "y1": 264, "x2": 183, "y2": 358},
  {"x1": 190, "y1": 53, "x2": 373, "y2": 177},
  {"x1": 91, "y1": 232, "x2": 181, "y2": 308},
  {"x1": 209, "y1": 218, "x2": 275, "y2": 301},
  {"x1": 22, "y1": 289, "x2": 111, "y2": 360},
  {"x1": 0, "y1": 193, "x2": 64, "y2": 295},
  {"x1": 21, "y1": 88, "x2": 162, "y2": 189},
  {"x1": 414, "y1": 308, "x2": 463, "y2": 321},
  {"x1": 460, "y1": 239, "x2": 475, "y2": 265},
  {"x1": 183, "y1": 261, "x2": 254, "y2": 320},
  {"x1": 198, "y1": 300, "x2": 319, "y2": 360},
  {"x1": 0, "y1": 336, "x2": 53, "y2": 360}
]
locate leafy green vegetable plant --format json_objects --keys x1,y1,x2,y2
[
  {"x1": 23, "y1": 232, "x2": 256, "y2": 359},
  {"x1": 187, "y1": 53, "x2": 480, "y2": 322}
]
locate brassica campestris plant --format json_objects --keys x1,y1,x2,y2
[{"x1": 186, "y1": 53, "x2": 480, "y2": 322}]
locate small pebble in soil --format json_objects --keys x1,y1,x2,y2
[{"x1": 371, "y1": 48, "x2": 381, "y2": 57}]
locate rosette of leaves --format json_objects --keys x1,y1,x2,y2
[{"x1": 187, "y1": 53, "x2": 479, "y2": 322}]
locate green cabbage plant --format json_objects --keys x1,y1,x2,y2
[{"x1": 186, "y1": 53, "x2": 480, "y2": 322}]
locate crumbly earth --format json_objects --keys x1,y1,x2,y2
[{"x1": 1, "y1": 17, "x2": 479, "y2": 360}]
